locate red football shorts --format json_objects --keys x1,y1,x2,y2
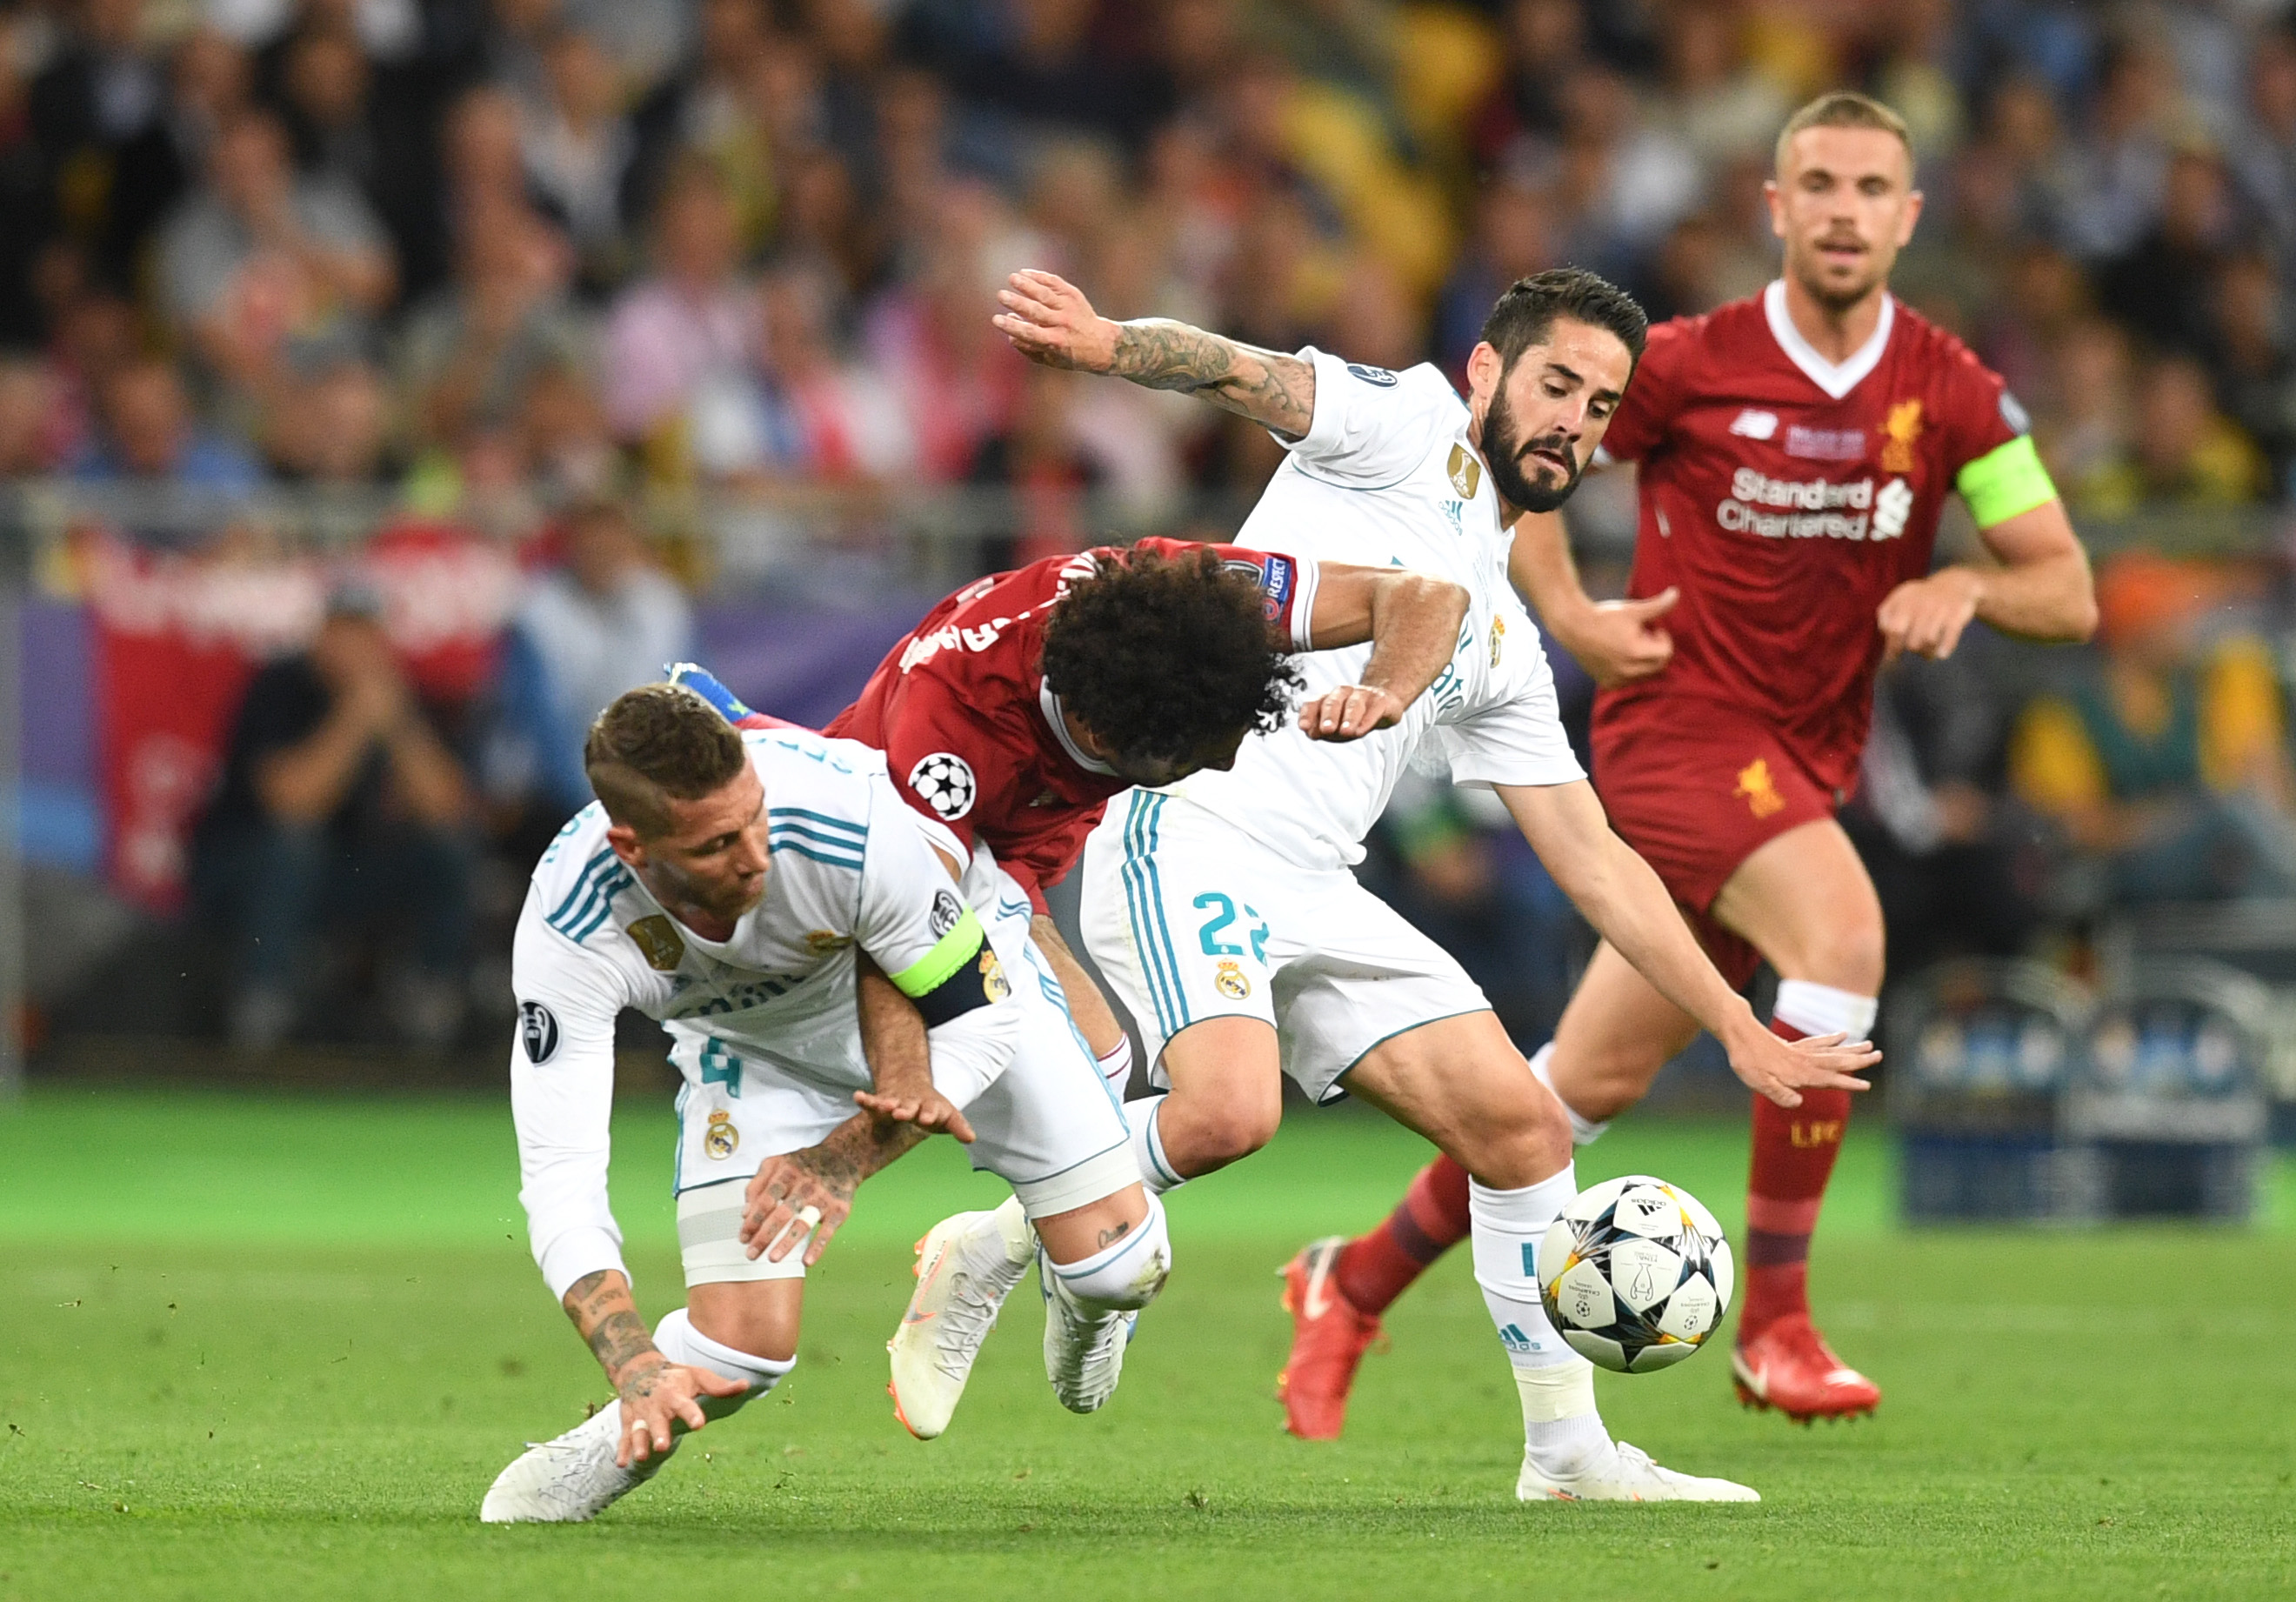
[{"x1": 1590, "y1": 695, "x2": 1839, "y2": 989}]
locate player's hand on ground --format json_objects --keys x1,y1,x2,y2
[
  {"x1": 992, "y1": 270, "x2": 1118, "y2": 372},
  {"x1": 1727, "y1": 1028, "x2": 1879, "y2": 1109},
  {"x1": 853, "y1": 1085, "x2": 977, "y2": 1143},
  {"x1": 1298, "y1": 684, "x2": 1409, "y2": 741},
  {"x1": 740, "y1": 1147, "x2": 858, "y2": 1267},
  {"x1": 1565, "y1": 589, "x2": 1679, "y2": 686},
  {"x1": 1877, "y1": 569, "x2": 1983, "y2": 664},
  {"x1": 611, "y1": 1356, "x2": 748, "y2": 1468}
]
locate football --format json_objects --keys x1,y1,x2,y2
[{"x1": 1536, "y1": 1175, "x2": 1734, "y2": 1374}]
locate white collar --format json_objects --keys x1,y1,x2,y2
[
  {"x1": 1039, "y1": 680, "x2": 1115, "y2": 776},
  {"x1": 1762, "y1": 279, "x2": 1894, "y2": 401}
]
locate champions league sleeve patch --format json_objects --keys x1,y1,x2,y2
[{"x1": 518, "y1": 1001, "x2": 561, "y2": 1065}]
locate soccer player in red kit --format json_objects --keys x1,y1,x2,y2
[{"x1": 1279, "y1": 92, "x2": 2099, "y2": 1433}]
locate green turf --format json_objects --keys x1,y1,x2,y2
[{"x1": 2, "y1": 1089, "x2": 2291, "y2": 1601}]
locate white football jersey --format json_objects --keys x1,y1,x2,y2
[
  {"x1": 1159, "y1": 347, "x2": 1585, "y2": 871},
  {"x1": 509, "y1": 724, "x2": 1017, "y2": 1295}
]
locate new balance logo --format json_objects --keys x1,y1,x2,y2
[{"x1": 1728, "y1": 409, "x2": 1779, "y2": 440}]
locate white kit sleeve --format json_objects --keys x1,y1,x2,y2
[
  {"x1": 1281, "y1": 348, "x2": 1457, "y2": 487},
  {"x1": 1439, "y1": 615, "x2": 1587, "y2": 791},
  {"x1": 508, "y1": 888, "x2": 637, "y2": 1300}
]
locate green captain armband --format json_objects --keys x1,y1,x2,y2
[
  {"x1": 888, "y1": 896, "x2": 1005, "y2": 1027},
  {"x1": 1955, "y1": 433, "x2": 2058, "y2": 528}
]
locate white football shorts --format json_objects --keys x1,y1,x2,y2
[
  {"x1": 667, "y1": 898, "x2": 1137, "y2": 1287},
  {"x1": 1081, "y1": 790, "x2": 1493, "y2": 1105}
]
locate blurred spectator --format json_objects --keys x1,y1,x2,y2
[
  {"x1": 521, "y1": 28, "x2": 638, "y2": 292},
  {"x1": 157, "y1": 105, "x2": 396, "y2": 395},
  {"x1": 1550, "y1": 67, "x2": 1700, "y2": 281},
  {"x1": 266, "y1": 358, "x2": 393, "y2": 485},
  {"x1": 1652, "y1": 0, "x2": 1790, "y2": 174},
  {"x1": 2210, "y1": 251, "x2": 2296, "y2": 497},
  {"x1": 274, "y1": 23, "x2": 432, "y2": 288},
  {"x1": 493, "y1": 498, "x2": 694, "y2": 822},
  {"x1": 30, "y1": 284, "x2": 141, "y2": 468},
  {"x1": 2010, "y1": 554, "x2": 2296, "y2": 908},
  {"x1": 2079, "y1": 352, "x2": 2268, "y2": 515},
  {"x1": 2094, "y1": 143, "x2": 2239, "y2": 358},
  {"x1": 397, "y1": 193, "x2": 588, "y2": 449},
  {"x1": 2233, "y1": 24, "x2": 2296, "y2": 254},
  {"x1": 1467, "y1": 0, "x2": 1589, "y2": 166},
  {"x1": 2061, "y1": 30, "x2": 2181, "y2": 261},
  {"x1": 1433, "y1": 176, "x2": 1552, "y2": 378},
  {"x1": 28, "y1": 0, "x2": 176, "y2": 292},
  {"x1": 191, "y1": 585, "x2": 476, "y2": 1051},
  {"x1": 2039, "y1": 317, "x2": 2136, "y2": 511},
  {"x1": 601, "y1": 157, "x2": 756, "y2": 457},
  {"x1": 72, "y1": 356, "x2": 262, "y2": 490},
  {"x1": 0, "y1": 361, "x2": 57, "y2": 475}
]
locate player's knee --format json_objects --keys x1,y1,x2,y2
[
  {"x1": 1169, "y1": 1078, "x2": 1281, "y2": 1168},
  {"x1": 1050, "y1": 1195, "x2": 1171, "y2": 1312},
  {"x1": 1448, "y1": 1085, "x2": 1572, "y2": 1189}
]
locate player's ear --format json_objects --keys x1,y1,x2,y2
[
  {"x1": 1897, "y1": 187, "x2": 1924, "y2": 246},
  {"x1": 605, "y1": 821, "x2": 647, "y2": 871},
  {"x1": 1465, "y1": 341, "x2": 1504, "y2": 405},
  {"x1": 1763, "y1": 177, "x2": 1785, "y2": 240}
]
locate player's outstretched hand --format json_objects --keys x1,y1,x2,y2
[
  {"x1": 854, "y1": 1085, "x2": 977, "y2": 1143},
  {"x1": 1298, "y1": 684, "x2": 1409, "y2": 742},
  {"x1": 992, "y1": 270, "x2": 1118, "y2": 372},
  {"x1": 1567, "y1": 588, "x2": 1679, "y2": 686},
  {"x1": 613, "y1": 1357, "x2": 750, "y2": 1468},
  {"x1": 1877, "y1": 568, "x2": 1983, "y2": 664},
  {"x1": 1727, "y1": 1028, "x2": 1879, "y2": 1109},
  {"x1": 740, "y1": 1147, "x2": 857, "y2": 1268}
]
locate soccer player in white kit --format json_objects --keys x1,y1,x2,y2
[
  {"x1": 911, "y1": 268, "x2": 1879, "y2": 1503},
  {"x1": 480, "y1": 684, "x2": 1167, "y2": 1522}
]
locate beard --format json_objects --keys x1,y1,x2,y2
[{"x1": 1483, "y1": 378, "x2": 1583, "y2": 514}]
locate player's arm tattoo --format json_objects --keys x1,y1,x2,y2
[
  {"x1": 1109, "y1": 320, "x2": 1316, "y2": 440},
  {"x1": 562, "y1": 1269, "x2": 664, "y2": 1390}
]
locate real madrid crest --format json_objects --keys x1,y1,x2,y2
[
  {"x1": 1489, "y1": 613, "x2": 1506, "y2": 667},
  {"x1": 979, "y1": 948, "x2": 1011, "y2": 1000},
  {"x1": 704, "y1": 1110, "x2": 740, "y2": 1160},
  {"x1": 1214, "y1": 960, "x2": 1251, "y2": 1000}
]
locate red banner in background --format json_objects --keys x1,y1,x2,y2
[{"x1": 83, "y1": 523, "x2": 526, "y2": 911}]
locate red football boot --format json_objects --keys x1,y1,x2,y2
[
  {"x1": 1275, "y1": 1236, "x2": 1384, "y2": 1440},
  {"x1": 1731, "y1": 1314, "x2": 1881, "y2": 1422}
]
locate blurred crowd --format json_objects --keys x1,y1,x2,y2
[{"x1": 14, "y1": 0, "x2": 2296, "y2": 1052}]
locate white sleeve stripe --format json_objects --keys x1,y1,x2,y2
[{"x1": 1288, "y1": 557, "x2": 1321, "y2": 651}]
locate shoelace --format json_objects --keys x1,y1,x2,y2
[{"x1": 934, "y1": 1267, "x2": 1009, "y2": 1382}]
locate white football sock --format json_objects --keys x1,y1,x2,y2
[
  {"x1": 1044, "y1": 1194, "x2": 1171, "y2": 1312},
  {"x1": 1470, "y1": 1168, "x2": 1614, "y2": 1479},
  {"x1": 1528, "y1": 1044, "x2": 1611, "y2": 1146},
  {"x1": 1097, "y1": 1036, "x2": 1134, "y2": 1094},
  {"x1": 1124, "y1": 1096, "x2": 1185, "y2": 1195},
  {"x1": 653, "y1": 1307, "x2": 794, "y2": 1424}
]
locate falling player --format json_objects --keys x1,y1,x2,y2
[
  {"x1": 904, "y1": 264, "x2": 1879, "y2": 1503},
  {"x1": 1281, "y1": 91, "x2": 2097, "y2": 1437},
  {"x1": 483, "y1": 684, "x2": 1178, "y2": 1521},
  {"x1": 818, "y1": 538, "x2": 1475, "y2": 1435}
]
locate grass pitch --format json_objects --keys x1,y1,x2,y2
[{"x1": 2, "y1": 1087, "x2": 2291, "y2": 1602}]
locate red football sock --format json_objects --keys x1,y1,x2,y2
[
  {"x1": 1741, "y1": 1016, "x2": 1852, "y2": 1338},
  {"x1": 1333, "y1": 1154, "x2": 1473, "y2": 1317}
]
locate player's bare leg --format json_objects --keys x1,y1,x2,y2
[
  {"x1": 1340, "y1": 1011, "x2": 1752, "y2": 1501},
  {"x1": 890, "y1": 1180, "x2": 1169, "y2": 1438},
  {"x1": 1277, "y1": 947, "x2": 1696, "y2": 1438},
  {"x1": 1708, "y1": 818, "x2": 1885, "y2": 1423},
  {"x1": 481, "y1": 1278, "x2": 798, "y2": 1523}
]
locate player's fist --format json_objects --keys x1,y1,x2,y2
[
  {"x1": 1877, "y1": 568, "x2": 1984, "y2": 664},
  {"x1": 1298, "y1": 684, "x2": 1408, "y2": 742},
  {"x1": 1725, "y1": 1026, "x2": 1879, "y2": 1109},
  {"x1": 1561, "y1": 588, "x2": 1678, "y2": 687},
  {"x1": 992, "y1": 270, "x2": 1118, "y2": 372}
]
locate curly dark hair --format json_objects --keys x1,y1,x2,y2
[
  {"x1": 1038, "y1": 546, "x2": 1303, "y2": 767},
  {"x1": 584, "y1": 682, "x2": 748, "y2": 835}
]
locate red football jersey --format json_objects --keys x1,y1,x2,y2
[
  {"x1": 825, "y1": 538, "x2": 1319, "y2": 911},
  {"x1": 1592, "y1": 284, "x2": 2027, "y2": 792}
]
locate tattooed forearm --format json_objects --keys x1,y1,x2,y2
[
  {"x1": 562, "y1": 1269, "x2": 663, "y2": 1386},
  {"x1": 816, "y1": 1110, "x2": 926, "y2": 1187},
  {"x1": 1108, "y1": 320, "x2": 1316, "y2": 439}
]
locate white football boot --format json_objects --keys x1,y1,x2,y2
[
  {"x1": 1517, "y1": 1440, "x2": 1760, "y2": 1503},
  {"x1": 479, "y1": 1401, "x2": 669, "y2": 1523},
  {"x1": 887, "y1": 1202, "x2": 1036, "y2": 1439},
  {"x1": 1041, "y1": 1251, "x2": 1143, "y2": 1414}
]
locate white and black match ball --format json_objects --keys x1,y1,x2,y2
[
  {"x1": 906, "y1": 751, "x2": 978, "y2": 821},
  {"x1": 1536, "y1": 1175, "x2": 1733, "y2": 1374}
]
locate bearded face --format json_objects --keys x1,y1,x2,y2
[{"x1": 1482, "y1": 362, "x2": 1586, "y2": 514}]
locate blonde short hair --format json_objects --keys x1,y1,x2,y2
[{"x1": 1774, "y1": 90, "x2": 1914, "y2": 177}]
